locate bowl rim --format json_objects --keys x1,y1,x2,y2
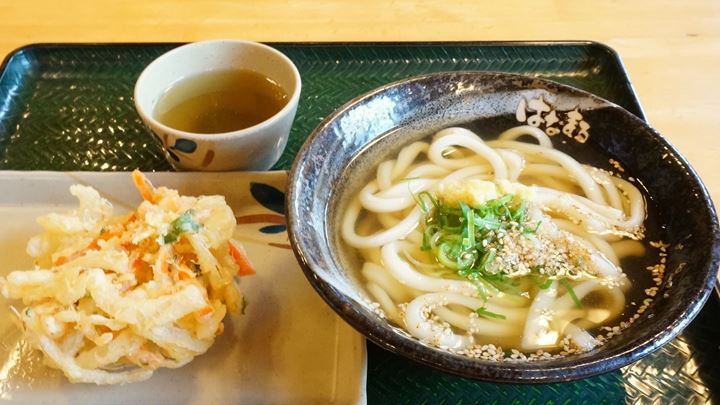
[{"x1": 286, "y1": 70, "x2": 720, "y2": 383}]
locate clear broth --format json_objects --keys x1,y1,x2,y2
[{"x1": 154, "y1": 69, "x2": 289, "y2": 134}]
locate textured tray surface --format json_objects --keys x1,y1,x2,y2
[
  {"x1": 0, "y1": 42, "x2": 716, "y2": 404},
  {"x1": 0, "y1": 42, "x2": 644, "y2": 171}
]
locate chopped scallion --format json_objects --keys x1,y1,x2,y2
[
  {"x1": 416, "y1": 192, "x2": 536, "y2": 296},
  {"x1": 559, "y1": 277, "x2": 583, "y2": 308},
  {"x1": 476, "y1": 307, "x2": 507, "y2": 320},
  {"x1": 163, "y1": 209, "x2": 200, "y2": 244}
]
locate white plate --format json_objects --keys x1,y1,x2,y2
[{"x1": 0, "y1": 171, "x2": 366, "y2": 404}]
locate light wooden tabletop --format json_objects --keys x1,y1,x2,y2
[{"x1": 1, "y1": 0, "x2": 718, "y2": 205}]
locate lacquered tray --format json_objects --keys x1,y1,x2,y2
[{"x1": 0, "y1": 42, "x2": 717, "y2": 404}]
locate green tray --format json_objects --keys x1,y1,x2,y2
[{"x1": 0, "y1": 42, "x2": 716, "y2": 404}]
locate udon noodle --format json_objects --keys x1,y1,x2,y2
[{"x1": 342, "y1": 125, "x2": 648, "y2": 358}]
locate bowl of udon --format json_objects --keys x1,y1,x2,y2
[{"x1": 286, "y1": 71, "x2": 720, "y2": 382}]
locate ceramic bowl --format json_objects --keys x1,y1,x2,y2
[
  {"x1": 286, "y1": 71, "x2": 720, "y2": 383},
  {"x1": 134, "y1": 39, "x2": 301, "y2": 171}
]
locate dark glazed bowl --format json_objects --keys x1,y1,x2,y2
[{"x1": 286, "y1": 71, "x2": 720, "y2": 383}]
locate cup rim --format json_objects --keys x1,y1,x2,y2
[{"x1": 133, "y1": 39, "x2": 302, "y2": 140}]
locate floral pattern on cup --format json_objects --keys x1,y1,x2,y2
[
  {"x1": 171, "y1": 138, "x2": 197, "y2": 153},
  {"x1": 166, "y1": 138, "x2": 215, "y2": 168},
  {"x1": 149, "y1": 129, "x2": 215, "y2": 168}
]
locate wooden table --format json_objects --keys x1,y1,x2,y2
[{"x1": 1, "y1": 0, "x2": 718, "y2": 204}]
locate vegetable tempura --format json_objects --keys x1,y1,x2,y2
[{"x1": 0, "y1": 170, "x2": 254, "y2": 384}]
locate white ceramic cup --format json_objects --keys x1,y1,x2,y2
[{"x1": 134, "y1": 40, "x2": 301, "y2": 171}]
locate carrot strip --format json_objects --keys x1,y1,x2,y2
[
  {"x1": 87, "y1": 239, "x2": 100, "y2": 250},
  {"x1": 53, "y1": 247, "x2": 87, "y2": 266},
  {"x1": 197, "y1": 306, "x2": 213, "y2": 316},
  {"x1": 54, "y1": 256, "x2": 68, "y2": 266},
  {"x1": 160, "y1": 258, "x2": 170, "y2": 273},
  {"x1": 133, "y1": 257, "x2": 152, "y2": 284},
  {"x1": 124, "y1": 212, "x2": 137, "y2": 224},
  {"x1": 132, "y1": 169, "x2": 156, "y2": 202},
  {"x1": 228, "y1": 239, "x2": 255, "y2": 276}
]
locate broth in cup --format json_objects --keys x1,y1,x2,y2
[{"x1": 154, "y1": 69, "x2": 289, "y2": 134}]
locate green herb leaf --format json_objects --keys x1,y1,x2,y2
[
  {"x1": 485, "y1": 273, "x2": 522, "y2": 295},
  {"x1": 459, "y1": 201, "x2": 475, "y2": 249},
  {"x1": 524, "y1": 220, "x2": 542, "y2": 234},
  {"x1": 163, "y1": 210, "x2": 200, "y2": 244},
  {"x1": 436, "y1": 242, "x2": 460, "y2": 269},
  {"x1": 478, "y1": 248, "x2": 497, "y2": 271},
  {"x1": 559, "y1": 278, "x2": 583, "y2": 309},
  {"x1": 474, "y1": 213, "x2": 502, "y2": 230},
  {"x1": 476, "y1": 306, "x2": 507, "y2": 320},
  {"x1": 513, "y1": 200, "x2": 528, "y2": 223},
  {"x1": 530, "y1": 272, "x2": 554, "y2": 290},
  {"x1": 413, "y1": 191, "x2": 438, "y2": 215},
  {"x1": 538, "y1": 278, "x2": 554, "y2": 289},
  {"x1": 415, "y1": 191, "x2": 535, "y2": 296}
]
